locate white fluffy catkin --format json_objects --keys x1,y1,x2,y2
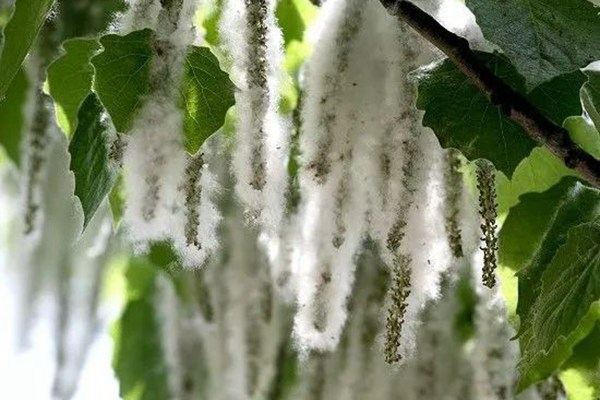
[
  {"x1": 188, "y1": 184, "x2": 290, "y2": 400},
  {"x1": 119, "y1": 0, "x2": 162, "y2": 33},
  {"x1": 220, "y1": 0, "x2": 290, "y2": 234},
  {"x1": 123, "y1": 0, "x2": 222, "y2": 268},
  {"x1": 354, "y1": 0, "x2": 447, "y2": 363},
  {"x1": 294, "y1": 0, "x2": 388, "y2": 352}
]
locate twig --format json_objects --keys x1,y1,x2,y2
[{"x1": 380, "y1": 0, "x2": 600, "y2": 188}]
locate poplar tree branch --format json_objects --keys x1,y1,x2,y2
[{"x1": 380, "y1": 0, "x2": 600, "y2": 188}]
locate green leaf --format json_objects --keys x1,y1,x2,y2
[
  {"x1": 181, "y1": 46, "x2": 236, "y2": 153},
  {"x1": 582, "y1": 70, "x2": 600, "y2": 133},
  {"x1": 500, "y1": 179, "x2": 600, "y2": 388},
  {"x1": 56, "y1": 0, "x2": 127, "y2": 41},
  {"x1": 466, "y1": 0, "x2": 600, "y2": 88},
  {"x1": 496, "y1": 147, "x2": 576, "y2": 214},
  {"x1": 109, "y1": 173, "x2": 125, "y2": 227},
  {"x1": 113, "y1": 259, "x2": 170, "y2": 400},
  {"x1": 565, "y1": 116, "x2": 600, "y2": 160},
  {"x1": 92, "y1": 30, "x2": 234, "y2": 149},
  {"x1": 92, "y1": 29, "x2": 154, "y2": 133},
  {"x1": 0, "y1": 0, "x2": 54, "y2": 97},
  {"x1": 47, "y1": 38, "x2": 101, "y2": 136},
  {"x1": 519, "y1": 221, "x2": 600, "y2": 390},
  {"x1": 561, "y1": 324, "x2": 600, "y2": 399},
  {"x1": 0, "y1": 67, "x2": 28, "y2": 165},
  {"x1": 416, "y1": 52, "x2": 585, "y2": 176},
  {"x1": 69, "y1": 94, "x2": 117, "y2": 228},
  {"x1": 499, "y1": 177, "x2": 591, "y2": 270}
]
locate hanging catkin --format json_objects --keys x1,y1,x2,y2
[
  {"x1": 475, "y1": 160, "x2": 498, "y2": 288},
  {"x1": 444, "y1": 149, "x2": 465, "y2": 258},
  {"x1": 221, "y1": 0, "x2": 290, "y2": 234}
]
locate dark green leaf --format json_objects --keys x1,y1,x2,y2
[
  {"x1": 181, "y1": 46, "x2": 236, "y2": 153},
  {"x1": 0, "y1": 67, "x2": 28, "y2": 165},
  {"x1": 69, "y1": 94, "x2": 117, "y2": 228},
  {"x1": 466, "y1": 0, "x2": 600, "y2": 88},
  {"x1": 519, "y1": 221, "x2": 600, "y2": 390},
  {"x1": 498, "y1": 178, "x2": 600, "y2": 270},
  {"x1": 416, "y1": 52, "x2": 585, "y2": 176},
  {"x1": 500, "y1": 179, "x2": 600, "y2": 389},
  {"x1": 0, "y1": 0, "x2": 54, "y2": 97},
  {"x1": 48, "y1": 38, "x2": 101, "y2": 136},
  {"x1": 56, "y1": 0, "x2": 127, "y2": 40},
  {"x1": 92, "y1": 29, "x2": 154, "y2": 133}
]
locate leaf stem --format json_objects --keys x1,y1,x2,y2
[{"x1": 379, "y1": 0, "x2": 600, "y2": 188}]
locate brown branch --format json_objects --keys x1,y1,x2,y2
[{"x1": 380, "y1": 0, "x2": 600, "y2": 188}]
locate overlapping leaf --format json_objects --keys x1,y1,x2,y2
[
  {"x1": 467, "y1": 0, "x2": 600, "y2": 89},
  {"x1": 500, "y1": 179, "x2": 600, "y2": 389},
  {"x1": 69, "y1": 94, "x2": 117, "y2": 228},
  {"x1": 92, "y1": 29, "x2": 154, "y2": 133},
  {"x1": 181, "y1": 46, "x2": 235, "y2": 153},
  {"x1": 519, "y1": 221, "x2": 600, "y2": 389},
  {"x1": 417, "y1": 52, "x2": 585, "y2": 177},
  {"x1": 48, "y1": 38, "x2": 101, "y2": 136},
  {"x1": 92, "y1": 29, "x2": 235, "y2": 151}
]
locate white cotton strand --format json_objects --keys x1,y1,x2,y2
[
  {"x1": 470, "y1": 274, "x2": 519, "y2": 400},
  {"x1": 123, "y1": 99, "x2": 187, "y2": 246},
  {"x1": 220, "y1": 0, "x2": 290, "y2": 235},
  {"x1": 120, "y1": 0, "x2": 162, "y2": 33},
  {"x1": 122, "y1": 0, "x2": 224, "y2": 269},
  {"x1": 191, "y1": 191, "x2": 289, "y2": 400},
  {"x1": 395, "y1": 133, "x2": 453, "y2": 361},
  {"x1": 172, "y1": 150, "x2": 222, "y2": 269},
  {"x1": 294, "y1": 0, "x2": 400, "y2": 352}
]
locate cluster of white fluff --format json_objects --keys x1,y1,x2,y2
[
  {"x1": 288, "y1": 0, "x2": 454, "y2": 356},
  {"x1": 121, "y1": 0, "x2": 222, "y2": 268},
  {"x1": 220, "y1": 0, "x2": 291, "y2": 236},
  {"x1": 119, "y1": 0, "x2": 161, "y2": 33},
  {"x1": 151, "y1": 159, "x2": 290, "y2": 400}
]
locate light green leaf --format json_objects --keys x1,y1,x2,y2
[
  {"x1": 466, "y1": 0, "x2": 600, "y2": 88},
  {"x1": 113, "y1": 258, "x2": 170, "y2": 400},
  {"x1": 565, "y1": 116, "x2": 600, "y2": 160},
  {"x1": 276, "y1": 0, "x2": 317, "y2": 47},
  {"x1": 69, "y1": 94, "x2": 117, "y2": 228},
  {"x1": 92, "y1": 29, "x2": 153, "y2": 133},
  {"x1": 181, "y1": 46, "x2": 235, "y2": 153},
  {"x1": 109, "y1": 174, "x2": 124, "y2": 227},
  {"x1": 496, "y1": 147, "x2": 576, "y2": 214},
  {"x1": 0, "y1": 0, "x2": 54, "y2": 97},
  {"x1": 562, "y1": 323, "x2": 600, "y2": 399},
  {"x1": 48, "y1": 38, "x2": 101, "y2": 136},
  {"x1": 519, "y1": 221, "x2": 600, "y2": 390},
  {"x1": 0, "y1": 67, "x2": 28, "y2": 165},
  {"x1": 416, "y1": 52, "x2": 585, "y2": 177},
  {"x1": 582, "y1": 70, "x2": 600, "y2": 133}
]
